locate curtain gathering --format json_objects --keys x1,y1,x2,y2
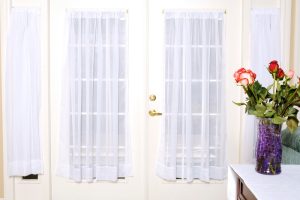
[
  {"x1": 5, "y1": 8, "x2": 43, "y2": 176},
  {"x1": 241, "y1": 9, "x2": 281, "y2": 164},
  {"x1": 57, "y1": 11, "x2": 132, "y2": 182},
  {"x1": 156, "y1": 12, "x2": 226, "y2": 182}
]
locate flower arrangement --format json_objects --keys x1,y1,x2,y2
[{"x1": 234, "y1": 60, "x2": 300, "y2": 133}]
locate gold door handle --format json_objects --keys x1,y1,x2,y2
[{"x1": 148, "y1": 109, "x2": 162, "y2": 117}]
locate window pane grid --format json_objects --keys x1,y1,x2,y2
[
  {"x1": 157, "y1": 12, "x2": 225, "y2": 181},
  {"x1": 58, "y1": 11, "x2": 131, "y2": 181}
]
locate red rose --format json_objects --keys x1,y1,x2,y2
[
  {"x1": 276, "y1": 68, "x2": 285, "y2": 79},
  {"x1": 234, "y1": 68, "x2": 256, "y2": 86},
  {"x1": 268, "y1": 60, "x2": 279, "y2": 73}
]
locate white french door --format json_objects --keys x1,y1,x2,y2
[
  {"x1": 50, "y1": 0, "x2": 147, "y2": 199},
  {"x1": 147, "y1": 0, "x2": 241, "y2": 200},
  {"x1": 1, "y1": 0, "x2": 242, "y2": 199}
]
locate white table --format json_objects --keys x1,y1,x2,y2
[{"x1": 228, "y1": 164, "x2": 300, "y2": 200}]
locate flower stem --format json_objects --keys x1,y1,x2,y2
[{"x1": 273, "y1": 74, "x2": 276, "y2": 95}]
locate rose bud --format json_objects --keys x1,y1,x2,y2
[
  {"x1": 268, "y1": 60, "x2": 279, "y2": 73},
  {"x1": 276, "y1": 68, "x2": 285, "y2": 79},
  {"x1": 286, "y1": 70, "x2": 294, "y2": 79}
]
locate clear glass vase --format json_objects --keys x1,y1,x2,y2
[{"x1": 255, "y1": 118, "x2": 282, "y2": 175}]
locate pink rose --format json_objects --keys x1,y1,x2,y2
[
  {"x1": 286, "y1": 70, "x2": 294, "y2": 79},
  {"x1": 234, "y1": 68, "x2": 256, "y2": 86},
  {"x1": 234, "y1": 68, "x2": 246, "y2": 80}
]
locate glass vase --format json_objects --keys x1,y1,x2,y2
[{"x1": 255, "y1": 118, "x2": 282, "y2": 175}]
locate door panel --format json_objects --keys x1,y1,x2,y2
[
  {"x1": 147, "y1": 0, "x2": 242, "y2": 199},
  {"x1": 50, "y1": 0, "x2": 147, "y2": 199}
]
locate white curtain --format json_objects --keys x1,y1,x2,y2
[
  {"x1": 241, "y1": 8, "x2": 281, "y2": 163},
  {"x1": 5, "y1": 8, "x2": 43, "y2": 176},
  {"x1": 156, "y1": 12, "x2": 226, "y2": 182},
  {"x1": 57, "y1": 11, "x2": 132, "y2": 182}
]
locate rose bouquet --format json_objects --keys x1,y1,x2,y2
[{"x1": 233, "y1": 60, "x2": 300, "y2": 133}]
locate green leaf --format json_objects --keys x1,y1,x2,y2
[
  {"x1": 271, "y1": 116, "x2": 286, "y2": 124},
  {"x1": 262, "y1": 88, "x2": 268, "y2": 98},
  {"x1": 252, "y1": 110, "x2": 265, "y2": 118},
  {"x1": 258, "y1": 88, "x2": 268, "y2": 99},
  {"x1": 232, "y1": 101, "x2": 246, "y2": 106},
  {"x1": 266, "y1": 102, "x2": 274, "y2": 109},
  {"x1": 255, "y1": 104, "x2": 267, "y2": 112},
  {"x1": 287, "y1": 107, "x2": 298, "y2": 116},
  {"x1": 248, "y1": 109, "x2": 255, "y2": 115},
  {"x1": 271, "y1": 94, "x2": 276, "y2": 101},
  {"x1": 264, "y1": 110, "x2": 275, "y2": 118},
  {"x1": 253, "y1": 81, "x2": 262, "y2": 90},
  {"x1": 297, "y1": 87, "x2": 300, "y2": 97},
  {"x1": 287, "y1": 117, "x2": 299, "y2": 133}
]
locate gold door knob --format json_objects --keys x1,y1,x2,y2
[
  {"x1": 148, "y1": 109, "x2": 162, "y2": 117},
  {"x1": 149, "y1": 94, "x2": 157, "y2": 101}
]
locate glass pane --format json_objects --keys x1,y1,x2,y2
[
  {"x1": 165, "y1": 82, "x2": 184, "y2": 113},
  {"x1": 119, "y1": 47, "x2": 126, "y2": 79},
  {"x1": 209, "y1": 116, "x2": 217, "y2": 146},
  {"x1": 192, "y1": 116, "x2": 202, "y2": 135},
  {"x1": 118, "y1": 115, "x2": 125, "y2": 146},
  {"x1": 191, "y1": 48, "x2": 203, "y2": 80},
  {"x1": 191, "y1": 82, "x2": 202, "y2": 113},
  {"x1": 165, "y1": 47, "x2": 183, "y2": 80},
  {"x1": 191, "y1": 18, "x2": 204, "y2": 45},
  {"x1": 208, "y1": 48, "x2": 217, "y2": 80},
  {"x1": 118, "y1": 81, "x2": 126, "y2": 113},
  {"x1": 209, "y1": 82, "x2": 218, "y2": 113},
  {"x1": 205, "y1": 18, "x2": 216, "y2": 45},
  {"x1": 218, "y1": 19, "x2": 223, "y2": 45}
]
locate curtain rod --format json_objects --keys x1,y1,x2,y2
[
  {"x1": 162, "y1": 9, "x2": 227, "y2": 14},
  {"x1": 65, "y1": 8, "x2": 129, "y2": 13},
  {"x1": 11, "y1": 6, "x2": 40, "y2": 9}
]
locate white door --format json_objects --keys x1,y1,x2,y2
[
  {"x1": 50, "y1": 0, "x2": 148, "y2": 199},
  {"x1": 147, "y1": 0, "x2": 241, "y2": 200}
]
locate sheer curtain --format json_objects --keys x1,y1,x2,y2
[
  {"x1": 5, "y1": 8, "x2": 43, "y2": 176},
  {"x1": 57, "y1": 11, "x2": 132, "y2": 182},
  {"x1": 156, "y1": 12, "x2": 226, "y2": 182},
  {"x1": 241, "y1": 8, "x2": 281, "y2": 163}
]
